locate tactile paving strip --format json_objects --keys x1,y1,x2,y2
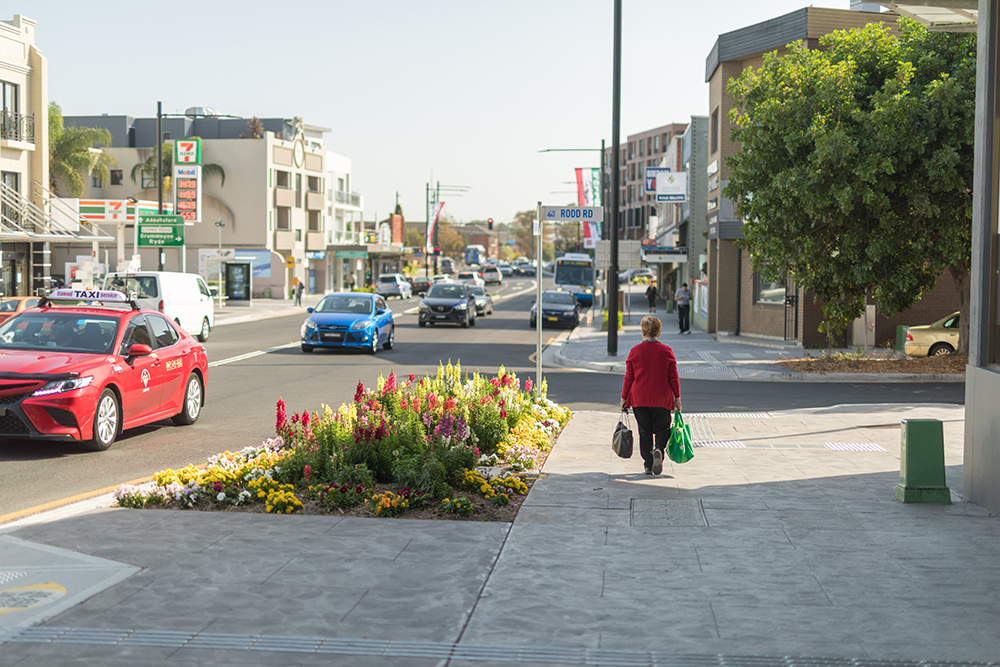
[
  {"x1": 0, "y1": 627, "x2": 994, "y2": 666},
  {"x1": 690, "y1": 351, "x2": 733, "y2": 374},
  {"x1": 693, "y1": 441, "x2": 746, "y2": 448},
  {"x1": 689, "y1": 413, "x2": 771, "y2": 419},
  {"x1": 825, "y1": 442, "x2": 887, "y2": 452},
  {"x1": 0, "y1": 571, "x2": 25, "y2": 585}
]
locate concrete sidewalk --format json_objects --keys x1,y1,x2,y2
[
  {"x1": 1, "y1": 404, "x2": 996, "y2": 665},
  {"x1": 212, "y1": 293, "x2": 326, "y2": 327},
  {"x1": 550, "y1": 287, "x2": 963, "y2": 383}
]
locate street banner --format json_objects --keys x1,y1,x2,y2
[
  {"x1": 575, "y1": 168, "x2": 602, "y2": 207},
  {"x1": 582, "y1": 220, "x2": 599, "y2": 249},
  {"x1": 426, "y1": 201, "x2": 445, "y2": 251},
  {"x1": 655, "y1": 170, "x2": 688, "y2": 202}
]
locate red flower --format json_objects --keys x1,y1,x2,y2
[
  {"x1": 525, "y1": 379, "x2": 533, "y2": 394},
  {"x1": 275, "y1": 399, "x2": 287, "y2": 433},
  {"x1": 354, "y1": 381, "x2": 365, "y2": 403},
  {"x1": 443, "y1": 397, "x2": 457, "y2": 412},
  {"x1": 408, "y1": 374, "x2": 416, "y2": 383}
]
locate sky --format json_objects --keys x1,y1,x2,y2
[{"x1": 27, "y1": 0, "x2": 860, "y2": 224}]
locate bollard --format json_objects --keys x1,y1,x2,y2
[{"x1": 895, "y1": 419, "x2": 951, "y2": 503}]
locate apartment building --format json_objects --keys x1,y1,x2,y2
[
  {"x1": 61, "y1": 111, "x2": 365, "y2": 297},
  {"x1": 604, "y1": 123, "x2": 687, "y2": 241}
]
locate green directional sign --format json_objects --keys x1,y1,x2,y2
[{"x1": 139, "y1": 215, "x2": 185, "y2": 247}]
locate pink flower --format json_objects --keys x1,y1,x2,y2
[
  {"x1": 304, "y1": 465, "x2": 312, "y2": 482},
  {"x1": 275, "y1": 399, "x2": 287, "y2": 433},
  {"x1": 525, "y1": 379, "x2": 533, "y2": 394},
  {"x1": 383, "y1": 372, "x2": 397, "y2": 394},
  {"x1": 408, "y1": 373, "x2": 416, "y2": 383}
]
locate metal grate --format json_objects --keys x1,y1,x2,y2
[
  {"x1": 0, "y1": 412, "x2": 30, "y2": 434},
  {"x1": 693, "y1": 440, "x2": 746, "y2": 448},
  {"x1": 0, "y1": 627, "x2": 993, "y2": 667},
  {"x1": 825, "y1": 442, "x2": 887, "y2": 452},
  {"x1": 0, "y1": 393, "x2": 28, "y2": 405}
]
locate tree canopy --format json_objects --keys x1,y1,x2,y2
[
  {"x1": 724, "y1": 19, "x2": 976, "y2": 348},
  {"x1": 48, "y1": 102, "x2": 117, "y2": 197}
]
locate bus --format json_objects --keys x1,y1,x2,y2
[
  {"x1": 554, "y1": 253, "x2": 595, "y2": 306},
  {"x1": 463, "y1": 244, "x2": 486, "y2": 266}
]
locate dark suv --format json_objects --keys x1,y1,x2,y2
[{"x1": 418, "y1": 283, "x2": 477, "y2": 328}]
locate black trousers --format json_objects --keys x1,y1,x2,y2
[
  {"x1": 631, "y1": 406, "x2": 673, "y2": 468},
  {"x1": 677, "y1": 304, "x2": 690, "y2": 332}
]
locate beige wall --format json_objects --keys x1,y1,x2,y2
[{"x1": 0, "y1": 15, "x2": 47, "y2": 207}]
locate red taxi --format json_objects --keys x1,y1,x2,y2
[{"x1": 0, "y1": 288, "x2": 208, "y2": 450}]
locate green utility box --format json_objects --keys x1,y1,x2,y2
[
  {"x1": 896, "y1": 325, "x2": 909, "y2": 351},
  {"x1": 895, "y1": 419, "x2": 951, "y2": 503},
  {"x1": 666, "y1": 300, "x2": 674, "y2": 314}
]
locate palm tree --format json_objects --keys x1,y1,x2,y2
[
  {"x1": 48, "y1": 102, "x2": 118, "y2": 197},
  {"x1": 130, "y1": 138, "x2": 225, "y2": 192}
]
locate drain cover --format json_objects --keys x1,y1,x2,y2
[{"x1": 630, "y1": 499, "x2": 707, "y2": 527}]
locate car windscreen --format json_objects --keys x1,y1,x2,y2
[
  {"x1": 543, "y1": 293, "x2": 576, "y2": 306},
  {"x1": 315, "y1": 296, "x2": 373, "y2": 314},
  {"x1": 0, "y1": 312, "x2": 119, "y2": 354},
  {"x1": 427, "y1": 285, "x2": 465, "y2": 299},
  {"x1": 469, "y1": 286, "x2": 485, "y2": 296},
  {"x1": 457, "y1": 273, "x2": 474, "y2": 280},
  {"x1": 554, "y1": 262, "x2": 594, "y2": 285},
  {"x1": 105, "y1": 275, "x2": 159, "y2": 298},
  {"x1": 376, "y1": 275, "x2": 396, "y2": 283},
  {"x1": 0, "y1": 299, "x2": 20, "y2": 312}
]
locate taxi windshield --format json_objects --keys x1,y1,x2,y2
[
  {"x1": 0, "y1": 312, "x2": 119, "y2": 354},
  {"x1": 315, "y1": 296, "x2": 373, "y2": 314}
]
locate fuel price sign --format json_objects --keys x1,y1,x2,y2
[{"x1": 173, "y1": 165, "x2": 202, "y2": 223}]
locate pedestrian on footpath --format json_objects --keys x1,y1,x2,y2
[
  {"x1": 295, "y1": 280, "x2": 304, "y2": 307},
  {"x1": 645, "y1": 281, "x2": 658, "y2": 313},
  {"x1": 620, "y1": 316, "x2": 682, "y2": 475},
  {"x1": 674, "y1": 282, "x2": 692, "y2": 334},
  {"x1": 346, "y1": 273, "x2": 356, "y2": 291}
]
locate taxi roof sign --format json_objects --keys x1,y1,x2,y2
[{"x1": 44, "y1": 289, "x2": 140, "y2": 311}]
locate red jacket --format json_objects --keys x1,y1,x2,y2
[{"x1": 621, "y1": 339, "x2": 680, "y2": 410}]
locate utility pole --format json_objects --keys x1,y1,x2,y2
[
  {"x1": 608, "y1": 0, "x2": 622, "y2": 357},
  {"x1": 156, "y1": 101, "x2": 164, "y2": 271}
]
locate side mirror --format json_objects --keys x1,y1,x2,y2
[
  {"x1": 209, "y1": 288, "x2": 218, "y2": 297},
  {"x1": 376, "y1": 308, "x2": 386, "y2": 315},
  {"x1": 306, "y1": 307, "x2": 314, "y2": 313},
  {"x1": 128, "y1": 343, "x2": 152, "y2": 357}
]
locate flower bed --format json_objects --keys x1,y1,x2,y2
[{"x1": 114, "y1": 364, "x2": 571, "y2": 521}]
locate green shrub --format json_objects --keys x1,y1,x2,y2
[{"x1": 330, "y1": 464, "x2": 376, "y2": 489}]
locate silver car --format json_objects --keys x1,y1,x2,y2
[
  {"x1": 468, "y1": 284, "x2": 494, "y2": 316},
  {"x1": 375, "y1": 273, "x2": 412, "y2": 299}
]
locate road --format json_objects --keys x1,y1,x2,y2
[{"x1": 0, "y1": 276, "x2": 965, "y2": 519}]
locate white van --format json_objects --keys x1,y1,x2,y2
[{"x1": 103, "y1": 271, "x2": 214, "y2": 341}]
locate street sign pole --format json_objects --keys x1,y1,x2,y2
[
  {"x1": 536, "y1": 201, "x2": 543, "y2": 398},
  {"x1": 608, "y1": 0, "x2": 622, "y2": 357}
]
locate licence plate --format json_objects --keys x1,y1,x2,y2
[
  {"x1": 547, "y1": 316, "x2": 559, "y2": 322},
  {"x1": 322, "y1": 333, "x2": 344, "y2": 341},
  {"x1": 435, "y1": 315, "x2": 447, "y2": 319}
]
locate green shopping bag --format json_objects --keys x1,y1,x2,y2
[{"x1": 667, "y1": 412, "x2": 694, "y2": 464}]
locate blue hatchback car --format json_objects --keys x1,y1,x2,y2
[{"x1": 300, "y1": 293, "x2": 394, "y2": 354}]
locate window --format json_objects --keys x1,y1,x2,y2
[
  {"x1": 375, "y1": 297, "x2": 387, "y2": 311},
  {"x1": 92, "y1": 174, "x2": 102, "y2": 188},
  {"x1": 308, "y1": 210, "x2": 321, "y2": 232},
  {"x1": 275, "y1": 170, "x2": 290, "y2": 188},
  {"x1": 147, "y1": 315, "x2": 179, "y2": 348},
  {"x1": 753, "y1": 271, "x2": 787, "y2": 304},
  {"x1": 0, "y1": 80, "x2": 19, "y2": 116},
  {"x1": 654, "y1": 135, "x2": 660, "y2": 152},
  {"x1": 338, "y1": 177, "x2": 344, "y2": 192},
  {"x1": 295, "y1": 229, "x2": 302, "y2": 242},
  {"x1": 661, "y1": 133, "x2": 668, "y2": 152},
  {"x1": 141, "y1": 171, "x2": 155, "y2": 189},
  {"x1": 276, "y1": 206, "x2": 291, "y2": 230},
  {"x1": 295, "y1": 173, "x2": 302, "y2": 208},
  {"x1": 639, "y1": 139, "x2": 644, "y2": 156},
  {"x1": 197, "y1": 278, "x2": 211, "y2": 298},
  {"x1": 711, "y1": 108, "x2": 719, "y2": 154},
  {"x1": 110, "y1": 170, "x2": 123, "y2": 186},
  {"x1": 120, "y1": 316, "x2": 152, "y2": 355},
  {"x1": 162, "y1": 131, "x2": 171, "y2": 141},
  {"x1": 307, "y1": 175, "x2": 321, "y2": 192}
]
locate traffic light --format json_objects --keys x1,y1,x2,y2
[
  {"x1": 433, "y1": 246, "x2": 441, "y2": 255},
  {"x1": 487, "y1": 218, "x2": 493, "y2": 230}
]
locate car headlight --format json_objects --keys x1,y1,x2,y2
[
  {"x1": 585, "y1": 288, "x2": 593, "y2": 294},
  {"x1": 419, "y1": 304, "x2": 429, "y2": 312},
  {"x1": 304, "y1": 320, "x2": 317, "y2": 330},
  {"x1": 33, "y1": 376, "x2": 94, "y2": 396},
  {"x1": 351, "y1": 320, "x2": 374, "y2": 330},
  {"x1": 455, "y1": 302, "x2": 467, "y2": 310}
]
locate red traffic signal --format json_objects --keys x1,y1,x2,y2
[
  {"x1": 433, "y1": 246, "x2": 441, "y2": 255},
  {"x1": 487, "y1": 217, "x2": 494, "y2": 230}
]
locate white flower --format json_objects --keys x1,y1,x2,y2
[{"x1": 216, "y1": 492, "x2": 227, "y2": 502}]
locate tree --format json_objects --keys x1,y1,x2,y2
[
  {"x1": 437, "y1": 217, "x2": 466, "y2": 257},
  {"x1": 405, "y1": 228, "x2": 424, "y2": 248},
  {"x1": 242, "y1": 117, "x2": 264, "y2": 139},
  {"x1": 511, "y1": 209, "x2": 555, "y2": 260},
  {"x1": 553, "y1": 222, "x2": 581, "y2": 254},
  {"x1": 48, "y1": 102, "x2": 118, "y2": 197},
  {"x1": 724, "y1": 19, "x2": 976, "y2": 350},
  {"x1": 130, "y1": 140, "x2": 226, "y2": 192}
]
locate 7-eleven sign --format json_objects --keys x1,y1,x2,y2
[
  {"x1": 174, "y1": 138, "x2": 202, "y2": 165},
  {"x1": 107, "y1": 200, "x2": 127, "y2": 223}
]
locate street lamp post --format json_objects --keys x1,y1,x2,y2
[
  {"x1": 609, "y1": 0, "x2": 623, "y2": 357},
  {"x1": 215, "y1": 219, "x2": 225, "y2": 308}
]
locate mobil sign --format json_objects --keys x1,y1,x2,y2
[{"x1": 173, "y1": 164, "x2": 202, "y2": 223}]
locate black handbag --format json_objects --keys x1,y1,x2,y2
[{"x1": 612, "y1": 409, "x2": 633, "y2": 459}]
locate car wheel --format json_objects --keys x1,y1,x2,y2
[
  {"x1": 383, "y1": 325, "x2": 395, "y2": 350},
  {"x1": 461, "y1": 314, "x2": 470, "y2": 328},
  {"x1": 418, "y1": 321, "x2": 426, "y2": 328},
  {"x1": 172, "y1": 373, "x2": 203, "y2": 425},
  {"x1": 89, "y1": 389, "x2": 119, "y2": 451},
  {"x1": 301, "y1": 345, "x2": 314, "y2": 353},
  {"x1": 197, "y1": 317, "x2": 211, "y2": 342},
  {"x1": 530, "y1": 318, "x2": 536, "y2": 328},
  {"x1": 929, "y1": 343, "x2": 955, "y2": 356},
  {"x1": 369, "y1": 330, "x2": 379, "y2": 354}
]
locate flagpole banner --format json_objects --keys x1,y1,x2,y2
[
  {"x1": 582, "y1": 220, "x2": 598, "y2": 248},
  {"x1": 428, "y1": 201, "x2": 445, "y2": 249},
  {"x1": 574, "y1": 168, "x2": 586, "y2": 206},
  {"x1": 589, "y1": 167, "x2": 602, "y2": 206}
]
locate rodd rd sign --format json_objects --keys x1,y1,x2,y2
[{"x1": 540, "y1": 205, "x2": 604, "y2": 223}]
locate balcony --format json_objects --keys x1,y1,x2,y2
[
  {"x1": 335, "y1": 191, "x2": 361, "y2": 207},
  {"x1": 1, "y1": 112, "x2": 35, "y2": 147}
]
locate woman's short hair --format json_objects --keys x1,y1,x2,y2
[{"x1": 640, "y1": 316, "x2": 661, "y2": 338}]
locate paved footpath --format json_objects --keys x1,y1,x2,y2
[{"x1": 1, "y1": 403, "x2": 996, "y2": 666}]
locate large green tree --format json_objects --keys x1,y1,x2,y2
[
  {"x1": 48, "y1": 102, "x2": 117, "y2": 197},
  {"x1": 724, "y1": 19, "x2": 976, "y2": 350}
]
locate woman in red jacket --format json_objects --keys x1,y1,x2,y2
[{"x1": 620, "y1": 316, "x2": 682, "y2": 475}]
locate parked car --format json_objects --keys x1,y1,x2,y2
[
  {"x1": 440, "y1": 258, "x2": 454, "y2": 274},
  {"x1": 0, "y1": 288, "x2": 208, "y2": 450},
  {"x1": 410, "y1": 276, "x2": 434, "y2": 296},
  {"x1": 301, "y1": 293, "x2": 394, "y2": 354},
  {"x1": 498, "y1": 261, "x2": 514, "y2": 277},
  {"x1": 530, "y1": 290, "x2": 580, "y2": 329},
  {"x1": 418, "y1": 282, "x2": 477, "y2": 328},
  {"x1": 468, "y1": 284, "x2": 494, "y2": 316},
  {"x1": 375, "y1": 273, "x2": 412, "y2": 299},
  {"x1": 905, "y1": 311, "x2": 960, "y2": 357},
  {"x1": 0, "y1": 296, "x2": 42, "y2": 325},
  {"x1": 481, "y1": 266, "x2": 502, "y2": 285},
  {"x1": 104, "y1": 271, "x2": 214, "y2": 342},
  {"x1": 456, "y1": 271, "x2": 485, "y2": 288}
]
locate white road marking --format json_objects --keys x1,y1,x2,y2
[{"x1": 209, "y1": 341, "x2": 299, "y2": 367}]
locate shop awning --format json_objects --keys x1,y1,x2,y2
[{"x1": 880, "y1": 1, "x2": 978, "y2": 31}]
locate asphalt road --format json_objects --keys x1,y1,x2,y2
[{"x1": 0, "y1": 276, "x2": 965, "y2": 519}]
